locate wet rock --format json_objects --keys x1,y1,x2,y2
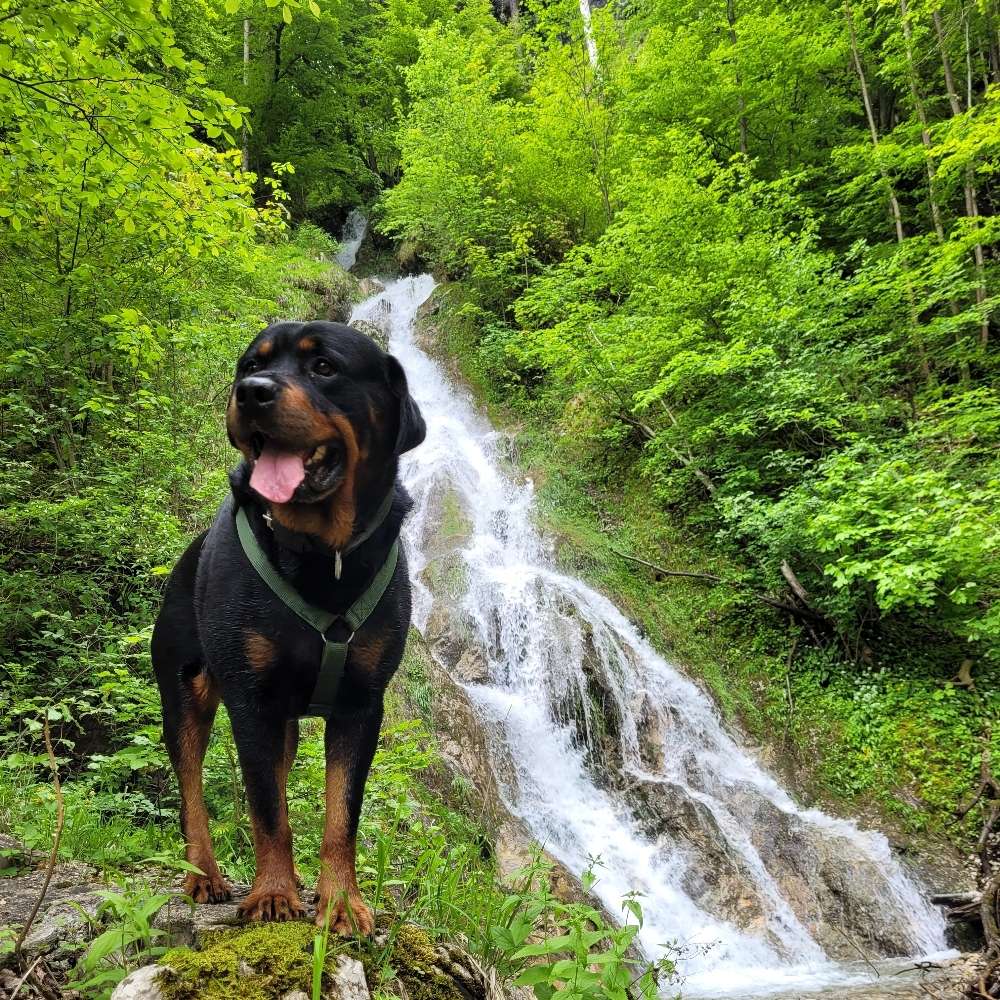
[
  {"x1": 352, "y1": 298, "x2": 393, "y2": 348},
  {"x1": 396, "y1": 240, "x2": 423, "y2": 275},
  {"x1": 453, "y1": 648, "x2": 489, "y2": 684},
  {"x1": 621, "y1": 776, "x2": 771, "y2": 940},
  {"x1": 356, "y1": 277, "x2": 385, "y2": 299}
]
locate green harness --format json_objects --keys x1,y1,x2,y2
[{"x1": 235, "y1": 504, "x2": 399, "y2": 718}]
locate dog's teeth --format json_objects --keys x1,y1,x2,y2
[{"x1": 309, "y1": 445, "x2": 327, "y2": 464}]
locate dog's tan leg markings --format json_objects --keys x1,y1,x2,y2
[
  {"x1": 173, "y1": 673, "x2": 231, "y2": 903},
  {"x1": 244, "y1": 630, "x2": 276, "y2": 672},
  {"x1": 315, "y1": 757, "x2": 374, "y2": 934},
  {"x1": 238, "y1": 719, "x2": 305, "y2": 922}
]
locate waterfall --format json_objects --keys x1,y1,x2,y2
[
  {"x1": 335, "y1": 209, "x2": 367, "y2": 271},
  {"x1": 350, "y1": 276, "x2": 951, "y2": 997}
]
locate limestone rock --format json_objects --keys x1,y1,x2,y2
[
  {"x1": 356, "y1": 277, "x2": 385, "y2": 299},
  {"x1": 0, "y1": 861, "x2": 102, "y2": 957},
  {"x1": 453, "y1": 648, "x2": 489, "y2": 684},
  {"x1": 111, "y1": 964, "x2": 165, "y2": 1000},
  {"x1": 152, "y1": 883, "x2": 249, "y2": 948},
  {"x1": 326, "y1": 957, "x2": 369, "y2": 1000}
]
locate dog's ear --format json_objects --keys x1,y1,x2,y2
[{"x1": 384, "y1": 355, "x2": 426, "y2": 456}]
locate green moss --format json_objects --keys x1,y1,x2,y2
[
  {"x1": 373, "y1": 924, "x2": 465, "y2": 1000},
  {"x1": 159, "y1": 923, "x2": 334, "y2": 1000}
]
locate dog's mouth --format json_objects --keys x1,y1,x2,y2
[{"x1": 248, "y1": 433, "x2": 344, "y2": 504}]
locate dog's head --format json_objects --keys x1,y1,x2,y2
[{"x1": 226, "y1": 321, "x2": 424, "y2": 541}]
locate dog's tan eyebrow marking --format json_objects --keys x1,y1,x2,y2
[
  {"x1": 297, "y1": 336, "x2": 317, "y2": 351},
  {"x1": 257, "y1": 339, "x2": 274, "y2": 357}
]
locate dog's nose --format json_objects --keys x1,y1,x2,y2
[{"x1": 235, "y1": 375, "x2": 278, "y2": 412}]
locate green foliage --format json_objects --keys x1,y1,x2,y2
[
  {"x1": 424, "y1": 282, "x2": 998, "y2": 845},
  {"x1": 501, "y1": 868, "x2": 675, "y2": 1000},
  {"x1": 382, "y1": 0, "x2": 1000, "y2": 834},
  {"x1": 70, "y1": 883, "x2": 176, "y2": 999}
]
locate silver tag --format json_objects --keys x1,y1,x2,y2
[{"x1": 335, "y1": 550, "x2": 342, "y2": 580}]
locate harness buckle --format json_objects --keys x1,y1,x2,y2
[{"x1": 323, "y1": 618, "x2": 355, "y2": 644}]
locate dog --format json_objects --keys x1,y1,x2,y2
[{"x1": 151, "y1": 319, "x2": 425, "y2": 932}]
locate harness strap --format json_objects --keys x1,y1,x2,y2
[{"x1": 235, "y1": 506, "x2": 399, "y2": 718}]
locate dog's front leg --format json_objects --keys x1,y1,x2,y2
[
  {"x1": 316, "y1": 697, "x2": 383, "y2": 934},
  {"x1": 232, "y1": 713, "x2": 306, "y2": 922}
]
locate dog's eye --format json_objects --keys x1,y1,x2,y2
[
  {"x1": 244, "y1": 358, "x2": 261, "y2": 374},
  {"x1": 312, "y1": 358, "x2": 335, "y2": 377}
]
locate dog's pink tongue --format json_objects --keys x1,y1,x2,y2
[{"x1": 250, "y1": 446, "x2": 306, "y2": 503}]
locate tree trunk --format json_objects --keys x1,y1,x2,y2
[
  {"x1": 273, "y1": 20, "x2": 285, "y2": 84},
  {"x1": 933, "y1": 7, "x2": 990, "y2": 346},
  {"x1": 242, "y1": 17, "x2": 250, "y2": 173},
  {"x1": 727, "y1": 0, "x2": 749, "y2": 155},
  {"x1": 846, "y1": 4, "x2": 905, "y2": 242},
  {"x1": 900, "y1": 0, "x2": 945, "y2": 241},
  {"x1": 845, "y1": 2, "x2": 932, "y2": 382}
]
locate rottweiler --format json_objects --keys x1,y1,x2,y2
[{"x1": 151, "y1": 319, "x2": 425, "y2": 932}]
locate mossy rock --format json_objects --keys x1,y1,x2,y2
[
  {"x1": 365, "y1": 923, "x2": 470, "y2": 1000},
  {"x1": 155, "y1": 920, "x2": 492, "y2": 1000},
  {"x1": 292, "y1": 263, "x2": 358, "y2": 323},
  {"x1": 159, "y1": 923, "x2": 333, "y2": 1000}
]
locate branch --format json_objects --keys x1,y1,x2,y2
[
  {"x1": 13, "y1": 716, "x2": 65, "y2": 961},
  {"x1": 609, "y1": 548, "x2": 722, "y2": 583},
  {"x1": 610, "y1": 548, "x2": 829, "y2": 624}
]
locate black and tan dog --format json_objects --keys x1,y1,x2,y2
[{"x1": 151, "y1": 319, "x2": 424, "y2": 932}]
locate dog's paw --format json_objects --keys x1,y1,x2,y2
[
  {"x1": 183, "y1": 871, "x2": 233, "y2": 904},
  {"x1": 238, "y1": 886, "x2": 307, "y2": 922},
  {"x1": 315, "y1": 893, "x2": 374, "y2": 936}
]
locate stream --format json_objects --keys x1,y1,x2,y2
[{"x1": 349, "y1": 274, "x2": 952, "y2": 998}]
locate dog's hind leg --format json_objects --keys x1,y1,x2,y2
[
  {"x1": 315, "y1": 697, "x2": 383, "y2": 934},
  {"x1": 231, "y1": 714, "x2": 306, "y2": 922},
  {"x1": 153, "y1": 533, "x2": 231, "y2": 903}
]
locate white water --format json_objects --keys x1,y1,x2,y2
[
  {"x1": 335, "y1": 209, "x2": 367, "y2": 270},
  {"x1": 350, "y1": 275, "x2": 950, "y2": 997}
]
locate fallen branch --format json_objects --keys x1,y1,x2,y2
[
  {"x1": 610, "y1": 548, "x2": 829, "y2": 625},
  {"x1": 9, "y1": 955, "x2": 43, "y2": 1000},
  {"x1": 13, "y1": 716, "x2": 64, "y2": 962}
]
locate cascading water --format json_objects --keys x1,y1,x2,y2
[
  {"x1": 351, "y1": 275, "x2": 951, "y2": 997},
  {"x1": 335, "y1": 209, "x2": 368, "y2": 270}
]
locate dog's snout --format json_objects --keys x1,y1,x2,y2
[{"x1": 235, "y1": 375, "x2": 278, "y2": 412}]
